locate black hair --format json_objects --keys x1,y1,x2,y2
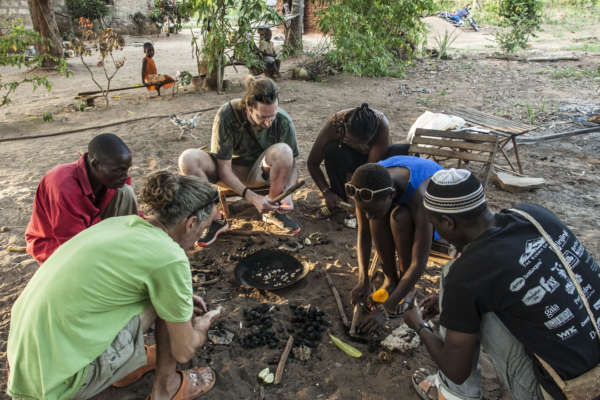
[
  {"x1": 88, "y1": 133, "x2": 130, "y2": 163},
  {"x1": 143, "y1": 42, "x2": 153, "y2": 53},
  {"x1": 351, "y1": 163, "x2": 393, "y2": 193},
  {"x1": 348, "y1": 103, "x2": 378, "y2": 141}
]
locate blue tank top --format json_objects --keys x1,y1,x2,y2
[{"x1": 378, "y1": 156, "x2": 443, "y2": 206}]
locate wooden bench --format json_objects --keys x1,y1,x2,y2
[{"x1": 409, "y1": 128, "x2": 500, "y2": 188}]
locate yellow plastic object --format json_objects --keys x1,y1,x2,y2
[
  {"x1": 372, "y1": 288, "x2": 389, "y2": 303},
  {"x1": 329, "y1": 334, "x2": 362, "y2": 358}
]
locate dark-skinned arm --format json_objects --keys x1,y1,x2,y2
[
  {"x1": 404, "y1": 307, "x2": 478, "y2": 384},
  {"x1": 385, "y1": 184, "x2": 433, "y2": 309},
  {"x1": 367, "y1": 114, "x2": 391, "y2": 163},
  {"x1": 351, "y1": 206, "x2": 372, "y2": 305},
  {"x1": 141, "y1": 58, "x2": 147, "y2": 85},
  {"x1": 307, "y1": 121, "x2": 337, "y2": 193}
]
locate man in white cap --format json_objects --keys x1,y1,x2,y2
[{"x1": 404, "y1": 168, "x2": 600, "y2": 400}]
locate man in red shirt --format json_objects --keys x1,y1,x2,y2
[{"x1": 25, "y1": 133, "x2": 138, "y2": 264}]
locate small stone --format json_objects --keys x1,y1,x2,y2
[{"x1": 293, "y1": 345, "x2": 312, "y2": 361}]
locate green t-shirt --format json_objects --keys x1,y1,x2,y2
[
  {"x1": 210, "y1": 99, "x2": 299, "y2": 166},
  {"x1": 7, "y1": 215, "x2": 193, "y2": 400}
]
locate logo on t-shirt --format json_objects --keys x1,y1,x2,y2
[
  {"x1": 563, "y1": 250, "x2": 580, "y2": 269},
  {"x1": 593, "y1": 298, "x2": 600, "y2": 311},
  {"x1": 545, "y1": 304, "x2": 560, "y2": 318},
  {"x1": 510, "y1": 277, "x2": 526, "y2": 292},
  {"x1": 556, "y1": 325, "x2": 578, "y2": 341},
  {"x1": 519, "y1": 237, "x2": 547, "y2": 268},
  {"x1": 544, "y1": 308, "x2": 574, "y2": 330},
  {"x1": 539, "y1": 276, "x2": 560, "y2": 294},
  {"x1": 522, "y1": 285, "x2": 547, "y2": 306}
]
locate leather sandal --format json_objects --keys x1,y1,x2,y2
[
  {"x1": 146, "y1": 367, "x2": 216, "y2": 400},
  {"x1": 113, "y1": 344, "x2": 157, "y2": 388}
]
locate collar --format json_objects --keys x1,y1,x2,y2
[{"x1": 75, "y1": 153, "x2": 95, "y2": 200}]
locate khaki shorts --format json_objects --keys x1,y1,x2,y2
[
  {"x1": 212, "y1": 149, "x2": 270, "y2": 188},
  {"x1": 72, "y1": 314, "x2": 147, "y2": 400}
]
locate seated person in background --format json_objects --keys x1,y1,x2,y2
[
  {"x1": 307, "y1": 104, "x2": 409, "y2": 228},
  {"x1": 404, "y1": 169, "x2": 600, "y2": 400},
  {"x1": 8, "y1": 171, "x2": 223, "y2": 400},
  {"x1": 25, "y1": 133, "x2": 137, "y2": 264},
  {"x1": 259, "y1": 28, "x2": 280, "y2": 79},
  {"x1": 179, "y1": 76, "x2": 300, "y2": 244},
  {"x1": 348, "y1": 156, "x2": 443, "y2": 333},
  {"x1": 142, "y1": 42, "x2": 175, "y2": 96}
]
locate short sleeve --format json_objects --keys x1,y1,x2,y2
[
  {"x1": 211, "y1": 104, "x2": 234, "y2": 160},
  {"x1": 277, "y1": 111, "x2": 299, "y2": 158},
  {"x1": 439, "y1": 280, "x2": 482, "y2": 334},
  {"x1": 146, "y1": 261, "x2": 194, "y2": 322}
]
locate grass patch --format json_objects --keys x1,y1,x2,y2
[{"x1": 567, "y1": 43, "x2": 600, "y2": 53}]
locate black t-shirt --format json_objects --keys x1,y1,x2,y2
[{"x1": 440, "y1": 203, "x2": 600, "y2": 398}]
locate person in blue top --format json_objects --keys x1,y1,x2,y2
[{"x1": 347, "y1": 155, "x2": 443, "y2": 334}]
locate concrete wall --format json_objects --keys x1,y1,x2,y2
[{"x1": 0, "y1": 0, "x2": 151, "y2": 32}]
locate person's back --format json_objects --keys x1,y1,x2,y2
[{"x1": 9, "y1": 215, "x2": 190, "y2": 399}]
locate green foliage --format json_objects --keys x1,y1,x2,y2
[
  {"x1": 178, "y1": 70, "x2": 193, "y2": 85},
  {"x1": 434, "y1": 29, "x2": 459, "y2": 59},
  {"x1": 149, "y1": 0, "x2": 187, "y2": 33},
  {"x1": 495, "y1": 0, "x2": 543, "y2": 53},
  {"x1": 313, "y1": 0, "x2": 435, "y2": 77},
  {"x1": 66, "y1": 0, "x2": 109, "y2": 21},
  {"x1": 42, "y1": 112, "x2": 53, "y2": 122},
  {"x1": 180, "y1": 0, "x2": 282, "y2": 90},
  {"x1": 0, "y1": 19, "x2": 70, "y2": 107}
]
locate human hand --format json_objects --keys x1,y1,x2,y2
[
  {"x1": 419, "y1": 293, "x2": 439, "y2": 320},
  {"x1": 193, "y1": 295, "x2": 208, "y2": 316},
  {"x1": 403, "y1": 305, "x2": 424, "y2": 331},
  {"x1": 324, "y1": 190, "x2": 342, "y2": 210},
  {"x1": 249, "y1": 192, "x2": 279, "y2": 214},
  {"x1": 192, "y1": 306, "x2": 223, "y2": 332},
  {"x1": 277, "y1": 195, "x2": 294, "y2": 214},
  {"x1": 358, "y1": 309, "x2": 386, "y2": 335},
  {"x1": 350, "y1": 281, "x2": 369, "y2": 306}
]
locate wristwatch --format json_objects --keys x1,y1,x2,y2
[{"x1": 416, "y1": 321, "x2": 433, "y2": 335}]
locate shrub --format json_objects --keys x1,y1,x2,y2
[
  {"x1": 66, "y1": 0, "x2": 110, "y2": 22},
  {"x1": 314, "y1": 0, "x2": 435, "y2": 77},
  {"x1": 495, "y1": 0, "x2": 543, "y2": 53}
]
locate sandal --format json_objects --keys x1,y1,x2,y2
[
  {"x1": 146, "y1": 367, "x2": 216, "y2": 400},
  {"x1": 412, "y1": 369, "x2": 472, "y2": 400},
  {"x1": 113, "y1": 344, "x2": 156, "y2": 387}
]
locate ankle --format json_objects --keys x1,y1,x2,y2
[{"x1": 152, "y1": 371, "x2": 181, "y2": 399}]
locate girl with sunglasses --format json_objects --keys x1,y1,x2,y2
[{"x1": 347, "y1": 155, "x2": 443, "y2": 334}]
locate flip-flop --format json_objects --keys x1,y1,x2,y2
[
  {"x1": 412, "y1": 369, "x2": 472, "y2": 400},
  {"x1": 113, "y1": 344, "x2": 156, "y2": 388},
  {"x1": 146, "y1": 367, "x2": 216, "y2": 400}
]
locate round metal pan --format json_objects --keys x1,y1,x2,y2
[{"x1": 235, "y1": 249, "x2": 309, "y2": 290}]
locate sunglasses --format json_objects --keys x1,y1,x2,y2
[
  {"x1": 345, "y1": 183, "x2": 394, "y2": 202},
  {"x1": 189, "y1": 192, "x2": 220, "y2": 218}
]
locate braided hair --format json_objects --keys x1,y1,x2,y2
[{"x1": 348, "y1": 103, "x2": 378, "y2": 141}]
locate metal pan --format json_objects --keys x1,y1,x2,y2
[{"x1": 235, "y1": 249, "x2": 309, "y2": 290}]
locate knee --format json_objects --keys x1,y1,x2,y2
[
  {"x1": 178, "y1": 148, "x2": 211, "y2": 177},
  {"x1": 266, "y1": 143, "x2": 294, "y2": 167}
]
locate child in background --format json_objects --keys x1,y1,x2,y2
[
  {"x1": 142, "y1": 42, "x2": 175, "y2": 96},
  {"x1": 259, "y1": 28, "x2": 280, "y2": 79}
]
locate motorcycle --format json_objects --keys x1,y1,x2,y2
[{"x1": 437, "y1": 5, "x2": 479, "y2": 31}]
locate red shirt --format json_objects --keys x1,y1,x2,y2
[{"x1": 25, "y1": 154, "x2": 127, "y2": 264}]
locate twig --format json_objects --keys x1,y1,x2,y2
[
  {"x1": 516, "y1": 126, "x2": 600, "y2": 143},
  {"x1": 274, "y1": 336, "x2": 294, "y2": 385},
  {"x1": 196, "y1": 277, "x2": 220, "y2": 286},
  {"x1": 368, "y1": 253, "x2": 380, "y2": 279},
  {"x1": 349, "y1": 305, "x2": 360, "y2": 337},
  {"x1": 324, "y1": 270, "x2": 350, "y2": 328},
  {"x1": 270, "y1": 179, "x2": 305, "y2": 203}
]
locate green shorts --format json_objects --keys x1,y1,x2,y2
[{"x1": 72, "y1": 314, "x2": 147, "y2": 400}]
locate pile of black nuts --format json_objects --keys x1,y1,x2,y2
[
  {"x1": 240, "y1": 304, "x2": 280, "y2": 349},
  {"x1": 288, "y1": 304, "x2": 329, "y2": 348}
]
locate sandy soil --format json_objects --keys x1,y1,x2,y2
[{"x1": 0, "y1": 21, "x2": 599, "y2": 400}]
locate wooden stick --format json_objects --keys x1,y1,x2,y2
[
  {"x1": 324, "y1": 270, "x2": 350, "y2": 328},
  {"x1": 270, "y1": 179, "x2": 305, "y2": 203},
  {"x1": 77, "y1": 85, "x2": 145, "y2": 96},
  {"x1": 339, "y1": 201, "x2": 353, "y2": 210},
  {"x1": 274, "y1": 336, "x2": 294, "y2": 384},
  {"x1": 349, "y1": 305, "x2": 360, "y2": 336},
  {"x1": 196, "y1": 277, "x2": 220, "y2": 286},
  {"x1": 368, "y1": 253, "x2": 380, "y2": 279},
  {"x1": 517, "y1": 126, "x2": 600, "y2": 143}
]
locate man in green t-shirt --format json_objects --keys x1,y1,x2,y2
[
  {"x1": 179, "y1": 76, "x2": 301, "y2": 242},
  {"x1": 8, "y1": 207, "x2": 221, "y2": 399}
]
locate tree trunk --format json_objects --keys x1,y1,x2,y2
[
  {"x1": 28, "y1": 0, "x2": 63, "y2": 67},
  {"x1": 284, "y1": 0, "x2": 303, "y2": 56}
]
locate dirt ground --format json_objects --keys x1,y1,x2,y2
[{"x1": 0, "y1": 19, "x2": 599, "y2": 400}]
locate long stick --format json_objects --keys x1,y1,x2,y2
[
  {"x1": 270, "y1": 179, "x2": 305, "y2": 203},
  {"x1": 324, "y1": 270, "x2": 350, "y2": 328},
  {"x1": 77, "y1": 85, "x2": 145, "y2": 97},
  {"x1": 349, "y1": 305, "x2": 360, "y2": 336},
  {"x1": 368, "y1": 253, "x2": 380, "y2": 279},
  {"x1": 274, "y1": 336, "x2": 294, "y2": 385},
  {"x1": 516, "y1": 126, "x2": 600, "y2": 143}
]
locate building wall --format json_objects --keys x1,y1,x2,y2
[
  {"x1": 275, "y1": 0, "x2": 321, "y2": 33},
  {"x1": 0, "y1": 0, "x2": 150, "y2": 32}
]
